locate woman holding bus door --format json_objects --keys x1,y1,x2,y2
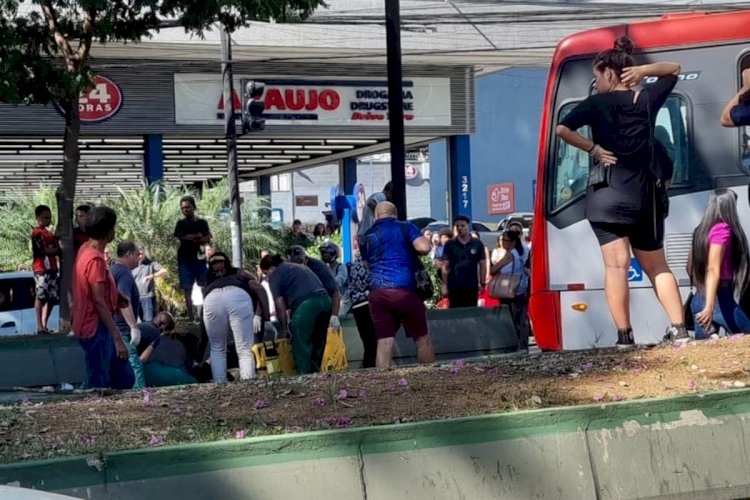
[{"x1": 555, "y1": 36, "x2": 688, "y2": 346}]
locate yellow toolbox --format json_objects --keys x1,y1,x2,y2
[{"x1": 252, "y1": 339, "x2": 295, "y2": 376}]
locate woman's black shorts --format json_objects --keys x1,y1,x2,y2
[{"x1": 589, "y1": 218, "x2": 664, "y2": 252}]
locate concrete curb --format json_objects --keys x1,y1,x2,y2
[
  {"x1": 0, "y1": 307, "x2": 519, "y2": 387},
  {"x1": 2, "y1": 389, "x2": 750, "y2": 499}
]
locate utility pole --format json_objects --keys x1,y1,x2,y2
[
  {"x1": 385, "y1": 0, "x2": 407, "y2": 220},
  {"x1": 221, "y1": 25, "x2": 244, "y2": 269}
]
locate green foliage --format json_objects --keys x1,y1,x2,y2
[
  {"x1": 0, "y1": 186, "x2": 59, "y2": 271},
  {"x1": 0, "y1": 182, "x2": 285, "y2": 313},
  {"x1": 106, "y1": 180, "x2": 284, "y2": 312},
  {"x1": 421, "y1": 256, "x2": 444, "y2": 307}
]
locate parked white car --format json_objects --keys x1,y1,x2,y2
[{"x1": 0, "y1": 272, "x2": 59, "y2": 336}]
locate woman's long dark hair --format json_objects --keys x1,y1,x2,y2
[
  {"x1": 689, "y1": 188, "x2": 749, "y2": 296},
  {"x1": 593, "y1": 36, "x2": 635, "y2": 78},
  {"x1": 503, "y1": 230, "x2": 525, "y2": 257}
]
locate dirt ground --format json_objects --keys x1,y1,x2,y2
[{"x1": 2, "y1": 335, "x2": 750, "y2": 464}]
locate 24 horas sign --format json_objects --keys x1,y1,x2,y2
[
  {"x1": 173, "y1": 74, "x2": 451, "y2": 127},
  {"x1": 55, "y1": 75, "x2": 123, "y2": 123}
]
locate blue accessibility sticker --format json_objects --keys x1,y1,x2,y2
[{"x1": 628, "y1": 258, "x2": 643, "y2": 282}]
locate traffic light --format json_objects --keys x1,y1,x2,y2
[{"x1": 242, "y1": 80, "x2": 265, "y2": 134}]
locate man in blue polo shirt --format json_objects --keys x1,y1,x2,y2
[
  {"x1": 721, "y1": 68, "x2": 750, "y2": 128},
  {"x1": 360, "y1": 201, "x2": 434, "y2": 368}
]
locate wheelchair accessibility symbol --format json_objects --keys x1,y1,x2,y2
[{"x1": 628, "y1": 258, "x2": 643, "y2": 282}]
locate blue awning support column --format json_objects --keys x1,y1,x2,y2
[
  {"x1": 258, "y1": 175, "x2": 271, "y2": 197},
  {"x1": 339, "y1": 157, "x2": 357, "y2": 195},
  {"x1": 143, "y1": 134, "x2": 164, "y2": 185},
  {"x1": 448, "y1": 135, "x2": 472, "y2": 221}
]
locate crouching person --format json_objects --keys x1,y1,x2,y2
[
  {"x1": 202, "y1": 252, "x2": 269, "y2": 383},
  {"x1": 73, "y1": 206, "x2": 135, "y2": 389},
  {"x1": 140, "y1": 312, "x2": 197, "y2": 387},
  {"x1": 260, "y1": 254, "x2": 332, "y2": 374}
]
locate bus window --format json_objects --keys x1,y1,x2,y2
[
  {"x1": 740, "y1": 55, "x2": 750, "y2": 169},
  {"x1": 655, "y1": 96, "x2": 689, "y2": 185},
  {"x1": 551, "y1": 103, "x2": 591, "y2": 211},
  {"x1": 551, "y1": 96, "x2": 689, "y2": 213}
]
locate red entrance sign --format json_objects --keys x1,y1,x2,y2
[
  {"x1": 488, "y1": 183, "x2": 515, "y2": 215},
  {"x1": 78, "y1": 75, "x2": 123, "y2": 122}
]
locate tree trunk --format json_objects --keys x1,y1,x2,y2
[{"x1": 55, "y1": 95, "x2": 80, "y2": 333}]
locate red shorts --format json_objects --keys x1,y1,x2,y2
[{"x1": 368, "y1": 288, "x2": 429, "y2": 340}]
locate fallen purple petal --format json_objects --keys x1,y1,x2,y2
[
  {"x1": 336, "y1": 389, "x2": 348, "y2": 400},
  {"x1": 254, "y1": 399, "x2": 269, "y2": 410},
  {"x1": 454, "y1": 359, "x2": 466, "y2": 368},
  {"x1": 386, "y1": 385, "x2": 395, "y2": 391},
  {"x1": 82, "y1": 435, "x2": 97, "y2": 446},
  {"x1": 581, "y1": 362, "x2": 594, "y2": 372},
  {"x1": 671, "y1": 342, "x2": 685, "y2": 350},
  {"x1": 730, "y1": 334, "x2": 745, "y2": 340},
  {"x1": 449, "y1": 366, "x2": 460, "y2": 375},
  {"x1": 613, "y1": 395, "x2": 625, "y2": 402},
  {"x1": 593, "y1": 394, "x2": 605, "y2": 402},
  {"x1": 313, "y1": 397, "x2": 326, "y2": 406},
  {"x1": 335, "y1": 416, "x2": 351, "y2": 428},
  {"x1": 398, "y1": 378, "x2": 409, "y2": 387},
  {"x1": 688, "y1": 380, "x2": 697, "y2": 390},
  {"x1": 149, "y1": 435, "x2": 165, "y2": 447},
  {"x1": 357, "y1": 390, "x2": 367, "y2": 399},
  {"x1": 235, "y1": 430, "x2": 245, "y2": 439}
]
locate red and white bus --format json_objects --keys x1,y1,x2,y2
[{"x1": 529, "y1": 10, "x2": 750, "y2": 350}]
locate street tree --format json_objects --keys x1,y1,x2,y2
[{"x1": 0, "y1": 0, "x2": 323, "y2": 330}]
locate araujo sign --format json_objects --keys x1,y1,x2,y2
[{"x1": 174, "y1": 74, "x2": 452, "y2": 127}]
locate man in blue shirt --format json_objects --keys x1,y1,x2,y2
[
  {"x1": 360, "y1": 201, "x2": 434, "y2": 368},
  {"x1": 721, "y1": 68, "x2": 750, "y2": 128},
  {"x1": 110, "y1": 240, "x2": 145, "y2": 388}
]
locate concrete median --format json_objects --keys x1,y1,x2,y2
[{"x1": 2, "y1": 389, "x2": 749, "y2": 499}]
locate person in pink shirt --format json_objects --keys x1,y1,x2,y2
[{"x1": 688, "y1": 189, "x2": 750, "y2": 339}]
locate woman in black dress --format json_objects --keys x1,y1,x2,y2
[{"x1": 555, "y1": 37, "x2": 688, "y2": 345}]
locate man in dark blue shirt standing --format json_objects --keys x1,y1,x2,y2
[
  {"x1": 174, "y1": 196, "x2": 211, "y2": 322},
  {"x1": 110, "y1": 240, "x2": 144, "y2": 388},
  {"x1": 360, "y1": 201, "x2": 434, "y2": 368},
  {"x1": 440, "y1": 215, "x2": 487, "y2": 309}
]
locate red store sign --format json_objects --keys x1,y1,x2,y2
[{"x1": 55, "y1": 75, "x2": 123, "y2": 122}]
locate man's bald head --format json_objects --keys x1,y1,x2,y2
[{"x1": 375, "y1": 201, "x2": 398, "y2": 220}]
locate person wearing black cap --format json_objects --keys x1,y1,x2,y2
[
  {"x1": 260, "y1": 254, "x2": 332, "y2": 374},
  {"x1": 287, "y1": 245, "x2": 342, "y2": 330}
]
